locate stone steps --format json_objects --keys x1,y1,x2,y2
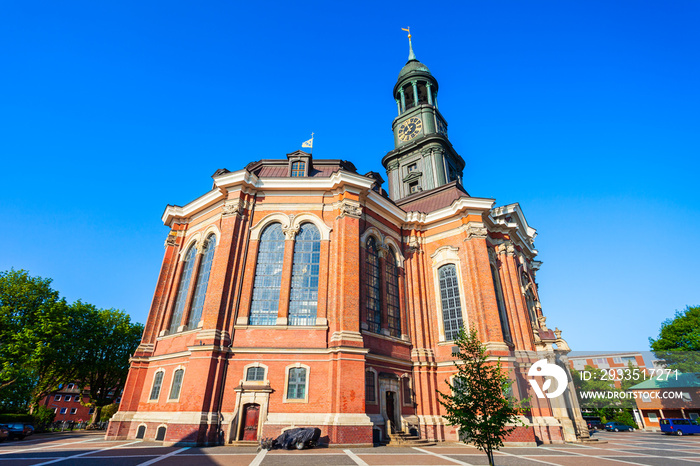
[{"x1": 385, "y1": 432, "x2": 436, "y2": 447}]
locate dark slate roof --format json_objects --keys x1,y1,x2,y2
[
  {"x1": 245, "y1": 159, "x2": 357, "y2": 178},
  {"x1": 396, "y1": 181, "x2": 470, "y2": 213}
]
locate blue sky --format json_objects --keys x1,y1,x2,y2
[{"x1": 1, "y1": 1, "x2": 698, "y2": 351}]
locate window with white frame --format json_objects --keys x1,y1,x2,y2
[
  {"x1": 573, "y1": 360, "x2": 585, "y2": 370},
  {"x1": 365, "y1": 236, "x2": 382, "y2": 333},
  {"x1": 67, "y1": 383, "x2": 74, "y2": 389},
  {"x1": 60, "y1": 408, "x2": 67, "y2": 414},
  {"x1": 53, "y1": 408, "x2": 58, "y2": 413},
  {"x1": 150, "y1": 371, "x2": 164, "y2": 400},
  {"x1": 54, "y1": 395, "x2": 61, "y2": 401},
  {"x1": 690, "y1": 413, "x2": 699, "y2": 421},
  {"x1": 648, "y1": 412, "x2": 658, "y2": 422},
  {"x1": 438, "y1": 264, "x2": 464, "y2": 341},
  {"x1": 385, "y1": 248, "x2": 401, "y2": 338},
  {"x1": 70, "y1": 408, "x2": 77, "y2": 415},
  {"x1": 641, "y1": 392, "x2": 651, "y2": 402},
  {"x1": 169, "y1": 245, "x2": 197, "y2": 333},
  {"x1": 188, "y1": 234, "x2": 217, "y2": 328},
  {"x1": 286, "y1": 367, "x2": 308, "y2": 401},
  {"x1": 682, "y1": 392, "x2": 692, "y2": 402},
  {"x1": 65, "y1": 395, "x2": 71, "y2": 402},
  {"x1": 288, "y1": 223, "x2": 321, "y2": 325},
  {"x1": 169, "y1": 368, "x2": 185, "y2": 400}
]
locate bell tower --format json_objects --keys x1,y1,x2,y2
[{"x1": 382, "y1": 31, "x2": 465, "y2": 201}]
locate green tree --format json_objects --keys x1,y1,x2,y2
[
  {"x1": 0, "y1": 269, "x2": 76, "y2": 410},
  {"x1": 650, "y1": 305, "x2": 700, "y2": 374},
  {"x1": 438, "y1": 329, "x2": 527, "y2": 466},
  {"x1": 71, "y1": 303, "x2": 144, "y2": 425},
  {"x1": 100, "y1": 403, "x2": 120, "y2": 422}
]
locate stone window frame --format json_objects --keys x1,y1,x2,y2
[
  {"x1": 245, "y1": 212, "x2": 332, "y2": 327},
  {"x1": 430, "y1": 246, "x2": 469, "y2": 343},
  {"x1": 167, "y1": 365, "x2": 186, "y2": 402},
  {"x1": 365, "y1": 368, "x2": 378, "y2": 405},
  {"x1": 283, "y1": 363, "x2": 310, "y2": 404},
  {"x1": 400, "y1": 373, "x2": 413, "y2": 407},
  {"x1": 148, "y1": 369, "x2": 166, "y2": 402},
  {"x1": 242, "y1": 362, "x2": 269, "y2": 384},
  {"x1": 163, "y1": 225, "x2": 221, "y2": 335}
]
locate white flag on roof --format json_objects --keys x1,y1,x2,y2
[{"x1": 302, "y1": 133, "x2": 313, "y2": 148}]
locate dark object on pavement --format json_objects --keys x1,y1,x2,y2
[{"x1": 262, "y1": 427, "x2": 322, "y2": 450}]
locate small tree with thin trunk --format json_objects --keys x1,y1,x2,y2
[{"x1": 438, "y1": 328, "x2": 528, "y2": 466}]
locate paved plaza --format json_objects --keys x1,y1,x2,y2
[{"x1": 2, "y1": 430, "x2": 700, "y2": 465}]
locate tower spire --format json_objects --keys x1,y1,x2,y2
[{"x1": 401, "y1": 27, "x2": 416, "y2": 61}]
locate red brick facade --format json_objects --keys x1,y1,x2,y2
[{"x1": 105, "y1": 159, "x2": 588, "y2": 446}]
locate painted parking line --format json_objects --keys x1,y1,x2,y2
[
  {"x1": 0, "y1": 437, "x2": 104, "y2": 455},
  {"x1": 135, "y1": 447, "x2": 190, "y2": 466},
  {"x1": 31, "y1": 440, "x2": 142, "y2": 466},
  {"x1": 412, "y1": 447, "x2": 472, "y2": 465},
  {"x1": 538, "y1": 445, "x2": 652, "y2": 466},
  {"x1": 344, "y1": 449, "x2": 369, "y2": 466},
  {"x1": 249, "y1": 448, "x2": 267, "y2": 466}
]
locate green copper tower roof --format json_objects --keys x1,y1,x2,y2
[{"x1": 397, "y1": 36, "x2": 431, "y2": 80}]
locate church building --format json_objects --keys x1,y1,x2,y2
[{"x1": 107, "y1": 37, "x2": 588, "y2": 447}]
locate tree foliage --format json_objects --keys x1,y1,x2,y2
[
  {"x1": 650, "y1": 305, "x2": 700, "y2": 374},
  {"x1": 71, "y1": 302, "x2": 144, "y2": 424},
  {"x1": 438, "y1": 329, "x2": 527, "y2": 466},
  {"x1": 0, "y1": 269, "x2": 143, "y2": 420}
]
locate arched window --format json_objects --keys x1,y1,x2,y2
[
  {"x1": 250, "y1": 223, "x2": 285, "y2": 325},
  {"x1": 491, "y1": 264, "x2": 512, "y2": 343},
  {"x1": 438, "y1": 264, "x2": 463, "y2": 341},
  {"x1": 403, "y1": 84, "x2": 415, "y2": 109},
  {"x1": 169, "y1": 246, "x2": 197, "y2": 334},
  {"x1": 188, "y1": 235, "x2": 217, "y2": 328},
  {"x1": 291, "y1": 161, "x2": 306, "y2": 177},
  {"x1": 168, "y1": 368, "x2": 184, "y2": 400},
  {"x1": 385, "y1": 248, "x2": 401, "y2": 338},
  {"x1": 365, "y1": 237, "x2": 381, "y2": 333},
  {"x1": 289, "y1": 223, "x2": 321, "y2": 325},
  {"x1": 149, "y1": 371, "x2": 164, "y2": 401}
]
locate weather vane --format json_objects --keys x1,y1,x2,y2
[{"x1": 401, "y1": 27, "x2": 411, "y2": 39}]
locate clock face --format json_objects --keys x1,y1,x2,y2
[{"x1": 398, "y1": 117, "x2": 423, "y2": 142}]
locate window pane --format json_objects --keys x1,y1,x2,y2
[
  {"x1": 188, "y1": 235, "x2": 217, "y2": 328},
  {"x1": 365, "y1": 237, "x2": 381, "y2": 333},
  {"x1": 169, "y1": 369, "x2": 184, "y2": 400},
  {"x1": 291, "y1": 161, "x2": 306, "y2": 177},
  {"x1": 385, "y1": 251, "x2": 401, "y2": 338},
  {"x1": 403, "y1": 378, "x2": 412, "y2": 404},
  {"x1": 169, "y1": 246, "x2": 197, "y2": 333},
  {"x1": 250, "y1": 224, "x2": 285, "y2": 325},
  {"x1": 365, "y1": 371, "x2": 375, "y2": 402},
  {"x1": 287, "y1": 368, "x2": 306, "y2": 399},
  {"x1": 246, "y1": 367, "x2": 265, "y2": 381},
  {"x1": 150, "y1": 372, "x2": 164, "y2": 400},
  {"x1": 439, "y1": 264, "x2": 463, "y2": 340},
  {"x1": 289, "y1": 224, "x2": 321, "y2": 325}
]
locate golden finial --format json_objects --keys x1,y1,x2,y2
[
  {"x1": 401, "y1": 27, "x2": 416, "y2": 61},
  {"x1": 401, "y1": 27, "x2": 411, "y2": 39}
]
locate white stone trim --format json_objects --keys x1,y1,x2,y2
[
  {"x1": 290, "y1": 213, "x2": 332, "y2": 240},
  {"x1": 249, "y1": 212, "x2": 292, "y2": 241},
  {"x1": 242, "y1": 362, "x2": 269, "y2": 385}
]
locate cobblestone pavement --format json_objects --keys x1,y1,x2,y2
[{"x1": 2, "y1": 430, "x2": 700, "y2": 465}]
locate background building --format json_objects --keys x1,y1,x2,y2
[{"x1": 107, "y1": 39, "x2": 586, "y2": 446}]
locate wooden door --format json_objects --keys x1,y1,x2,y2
[
  {"x1": 241, "y1": 404, "x2": 260, "y2": 441},
  {"x1": 386, "y1": 392, "x2": 397, "y2": 431}
]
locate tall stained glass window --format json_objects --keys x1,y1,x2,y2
[
  {"x1": 188, "y1": 235, "x2": 217, "y2": 328},
  {"x1": 250, "y1": 223, "x2": 285, "y2": 325},
  {"x1": 438, "y1": 264, "x2": 464, "y2": 341},
  {"x1": 169, "y1": 246, "x2": 197, "y2": 334},
  {"x1": 169, "y1": 369, "x2": 184, "y2": 400},
  {"x1": 289, "y1": 223, "x2": 321, "y2": 325},
  {"x1": 150, "y1": 371, "x2": 164, "y2": 400},
  {"x1": 365, "y1": 237, "x2": 381, "y2": 333},
  {"x1": 385, "y1": 249, "x2": 401, "y2": 338}
]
